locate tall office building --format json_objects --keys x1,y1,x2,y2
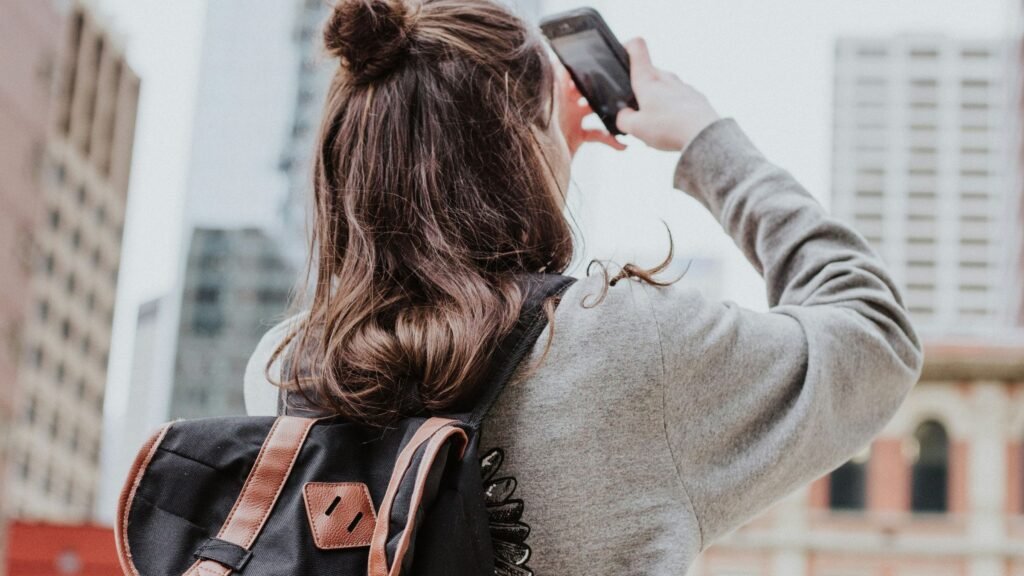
[
  {"x1": 96, "y1": 0, "x2": 300, "y2": 521},
  {"x1": 831, "y1": 35, "x2": 1018, "y2": 338},
  {"x1": 94, "y1": 296, "x2": 176, "y2": 524},
  {"x1": 279, "y1": 0, "x2": 333, "y2": 271},
  {"x1": 0, "y1": 0, "x2": 62, "y2": 508},
  {"x1": 6, "y1": 1, "x2": 139, "y2": 521},
  {"x1": 169, "y1": 228, "x2": 294, "y2": 419}
]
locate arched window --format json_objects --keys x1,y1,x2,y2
[
  {"x1": 911, "y1": 420, "x2": 949, "y2": 513},
  {"x1": 829, "y1": 446, "x2": 870, "y2": 510}
]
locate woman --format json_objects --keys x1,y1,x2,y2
[{"x1": 244, "y1": 0, "x2": 923, "y2": 573}]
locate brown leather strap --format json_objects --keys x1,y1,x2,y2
[
  {"x1": 383, "y1": 425, "x2": 468, "y2": 576},
  {"x1": 182, "y1": 416, "x2": 317, "y2": 576},
  {"x1": 367, "y1": 418, "x2": 464, "y2": 576},
  {"x1": 117, "y1": 422, "x2": 173, "y2": 576}
]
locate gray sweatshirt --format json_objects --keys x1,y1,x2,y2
[{"x1": 244, "y1": 119, "x2": 924, "y2": 575}]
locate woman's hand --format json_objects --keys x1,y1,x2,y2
[
  {"x1": 616, "y1": 38, "x2": 720, "y2": 152},
  {"x1": 556, "y1": 65, "x2": 626, "y2": 159}
]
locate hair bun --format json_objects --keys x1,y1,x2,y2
[{"x1": 325, "y1": 0, "x2": 412, "y2": 82}]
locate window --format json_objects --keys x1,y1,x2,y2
[
  {"x1": 910, "y1": 48, "x2": 939, "y2": 59},
  {"x1": 830, "y1": 447, "x2": 870, "y2": 510},
  {"x1": 24, "y1": 396, "x2": 36, "y2": 425},
  {"x1": 195, "y1": 286, "x2": 220, "y2": 304},
  {"x1": 962, "y1": 49, "x2": 991, "y2": 59},
  {"x1": 911, "y1": 421, "x2": 949, "y2": 513}
]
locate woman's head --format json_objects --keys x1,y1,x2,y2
[{"x1": 275, "y1": 0, "x2": 574, "y2": 426}]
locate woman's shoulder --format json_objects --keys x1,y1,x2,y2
[
  {"x1": 557, "y1": 270, "x2": 709, "y2": 330},
  {"x1": 243, "y1": 311, "x2": 307, "y2": 416}
]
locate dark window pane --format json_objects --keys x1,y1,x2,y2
[
  {"x1": 911, "y1": 421, "x2": 949, "y2": 513},
  {"x1": 830, "y1": 460, "x2": 867, "y2": 510}
]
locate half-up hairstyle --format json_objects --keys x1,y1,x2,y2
[{"x1": 269, "y1": 0, "x2": 570, "y2": 427}]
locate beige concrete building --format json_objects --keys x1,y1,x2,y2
[
  {"x1": 831, "y1": 35, "x2": 1019, "y2": 339},
  {"x1": 689, "y1": 342, "x2": 1024, "y2": 576},
  {"x1": 0, "y1": 0, "x2": 63, "y2": 507},
  {"x1": 6, "y1": 1, "x2": 139, "y2": 521}
]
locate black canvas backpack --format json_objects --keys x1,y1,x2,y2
[{"x1": 116, "y1": 273, "x2": 575, "y2": 576}]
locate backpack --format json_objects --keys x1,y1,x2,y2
[{"x1": 115, "y1": 273, "x2": 575, "y2": 576}]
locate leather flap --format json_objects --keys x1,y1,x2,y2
[{"x1": 303, "y1": 482, "x2": 377, "y2": 550}]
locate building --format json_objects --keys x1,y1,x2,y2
[
  {"x1": 831, "y1": 35, "x2": 1019, "y2": 338},
  {"x1": 690, "y1": 342, "x2": 1024, "y2": 576},
  {"x1": 279, "y1": 0, "x2": 333, "y2": 271},
  {"x1": 5, "y1": 521, "x2": 118, "y2": 575},
  {"x1": 0, "y1": 0, "x2": 62, "y2": 513},
  {"x1": 184, "y1": 0, "x2": 296, "y2": 233},
  {"x1": 169, "y1": 228, "x2": 294, "y2": 419},
  {"x1": 6, "y1": 1, "x2": 139, "y2": 522},
  {"x1": 93, "y1": 296, "x2": 176, "y2": 524}
]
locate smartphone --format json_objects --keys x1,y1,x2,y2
[{"x1": 540, "y1": 8, "x2": 637, "y2": 135}]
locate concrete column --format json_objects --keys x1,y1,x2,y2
[
  {"x1": 870, "y1": 438, "x2": 910, "y2": 512},
  {"x1": 967, "y1": 382, "x2": 1008, "y2": 576}
]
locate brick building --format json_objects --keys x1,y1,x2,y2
[
  {"x1": 6, "y1": 0, "x2": 139, "y2": 522},
  {"x1": 0, "y1": 0, "x2": 62, "y2": 505},
  {"x1": 691, "y1": 342, "x2": 1024, "y2": 576}
]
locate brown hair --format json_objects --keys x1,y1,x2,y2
[{"x1": 270, "y1": 0, "x2": 570, "y2": 427}]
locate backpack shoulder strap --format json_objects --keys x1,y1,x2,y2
[{"x1": 462, "y1": 273, "x2": 576, "y2": 427}]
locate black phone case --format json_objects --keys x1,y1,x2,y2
[{"x1": 540, "y1": 8, "x2": 637, "y2": 135}]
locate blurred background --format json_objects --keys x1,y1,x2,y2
[{"x1": 1, "y1": 0, "x2": 1023, "y2": 573}]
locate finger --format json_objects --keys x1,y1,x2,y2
[
  {"x1": 624, "y1": 37, "x2": 656, "y2": 83},
  {"x1": 583, "y1": 130, "x2": 627, "y2": 150},
  {"x1": 616, "y1": 107, "x2": 640, "y2": 135}
]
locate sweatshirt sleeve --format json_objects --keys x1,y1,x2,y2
[{"x1": 650, "y1": 119, "x2": 924, "y2": 548}]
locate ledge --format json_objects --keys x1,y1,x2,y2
[{"x1": 921, "y1": 339, "x2": 1024, "y2": 382}]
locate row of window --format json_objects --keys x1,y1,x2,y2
[
  {"x1": 850, "y1": 46, "x2": 994, "y2": 60},
  {"x1": 15, "y1": 450, "x2": 96, "y2": 511},
  {"x1": 830, "y1": 421, "x2": 950, "y2": 512},
  {"x1": 39, "y1": 252, "x2": 116, "y2": 324},
  {"x1": 47, "y1": 205, "x2": 123, "y2": 273},
  {"x1": 28, "y1": 338, "x2": 109, "y2": 383},
  {"x1": 850, "y1": 122, "x2": 992, "y2": 133},
  {"x1": 850, "y1": 100, "x2": 997, "y2": 111}
]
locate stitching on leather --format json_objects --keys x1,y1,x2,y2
[
  {"x1": 388, "y1": 426, "x2": 467, "y2": 576},
  {"x1": 369, "y1": 418, "x2": 453, "y2": 576},
  {"x1": 242, "y1": 418, "x2": 315, "y2": 548},
  {"x1": 217, "y1": 417, "x2": 282, "y2": 543},
  {"x1": 118, "y1": 422, "x2": 172, "y2": 576},
  {"x1": 302, "y1": 482, "x2": 376, "y2": 549}
]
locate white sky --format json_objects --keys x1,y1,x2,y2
[{"x1": 98, "y1": 0, "x2": 1017, "y2": 432}]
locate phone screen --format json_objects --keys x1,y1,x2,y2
[{"x1": 549, "y1": 29, "x2": 634, "y2": 128}]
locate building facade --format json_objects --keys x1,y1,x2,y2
[
  {"x1": 94, "y1": 295, "x2": 177, "y2": 524},
  {"x1": 279, "y1": 0, "x2": 333, "y2": 271},
  {"x1": 691, "y1": 344, "x2": 1024, "y2": 576},
  {"x1": 6, "y1": 1, "x2": 139, "y2": 521},
  {"x1": 169, "y1": 228, "x2": 294, "y2": 419},
  {"x1": 831, "y1": 36, "x2": 1019, "y2": 338},
  {"x1": 0, "y1": 0, "x2": 63, "y2": 513}
]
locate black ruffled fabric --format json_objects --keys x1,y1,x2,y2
[{"x1": 480, "y1": 448, "x2": 533, "y2": 576}]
